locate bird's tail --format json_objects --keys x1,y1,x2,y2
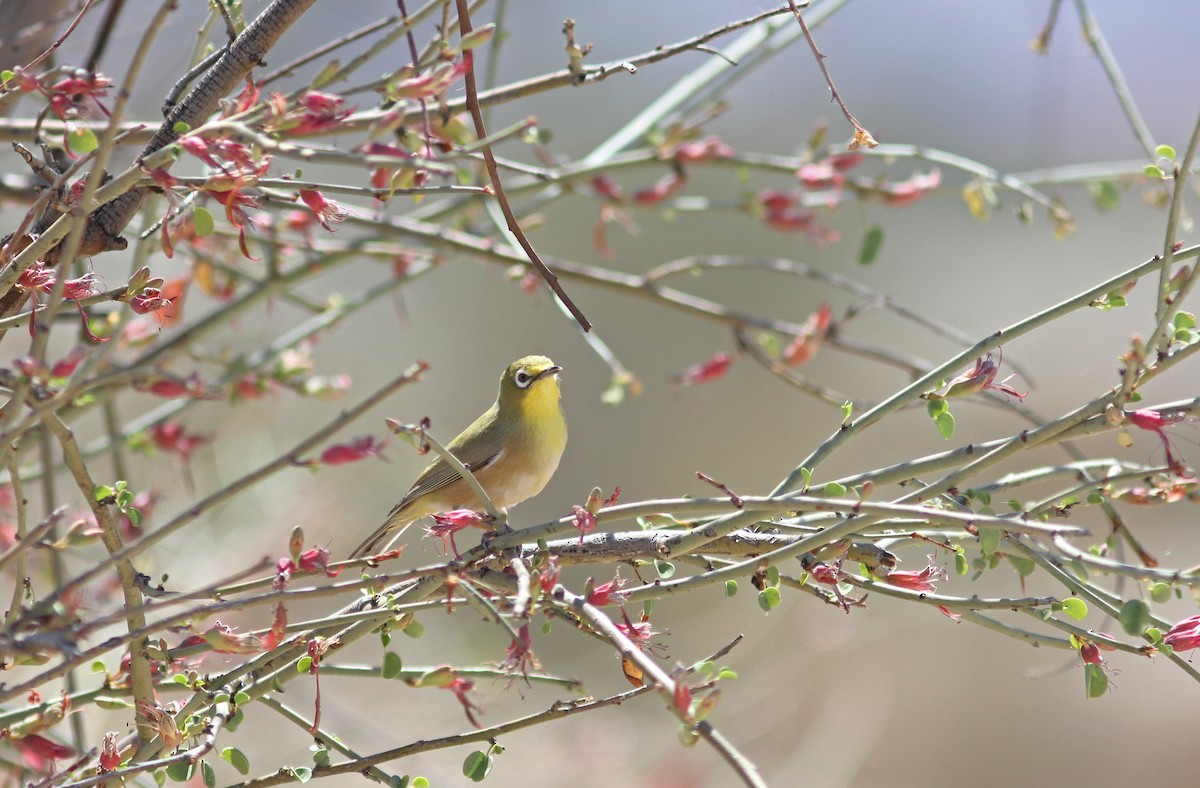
[{"x1": 348, "y1": 511, "x2": 414, "y2": 559}]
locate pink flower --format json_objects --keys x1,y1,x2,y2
[
  {"x1": 298, "y1": 189, "x2": 349, "y2": 231},
  {"x1": 755, "y1": 190, "x2": 840, "y2": 242},
  {"x1": 668, "y1": 135, "x2": 735, "y2": 163},
  {"x1": 148, "y1": 422, "x2": 207, "y2": 459},
  {"x1": 879, "y1": 169, "x2": 941, "y2": 206},
  {"x1": 591, "y1": 174, "x2": 624, "y2": 202},
  {"x1": 297, "y1": 546, "x2": 341, "y2": 578},
  {"x1": 98, "y1": 732, "x2": 121, "y2": 772},
  {"x1": 618, "y1": 609, "x2": 669, "y2": 657},
  {"x1": 633, "y1": 172, "x2": 686, "y2": 205},
  {"x1": 1126, "y1": 409, "x2": 1192, "y2": 478},
  {"x1": 138, "y1": 373, "x2": 209, "y2": 399},
  {"x1": 538, "y1": 556, "x2": 561, "y2": 594},
  {"x1": 1079, "y1": 641, "x2": 1103, "y2": 665},
  {"x1": 797, "y1": 161, "x2": 845, "y2": 189},
  {"x1": 385, "y1": 58, "x2": 470, "y2": 100},
  {"x1": 14, "y1": 734, "x2": 75, "y2": 772},
  {"x1": 671, "y1": 351, "x2": 734, "y2": 386},
  {"x1": 587, "y1": 571, "x2": 628, "y2": 606},
  {"x1": 783, "y1": 302, "x2": 832, "y2": 367},
  {"x1": 424, "y1": 509, "x2": 488, "y2": 556},
  {"x1": 938, "y1": 352, "x2": 1026, "y2": 400},
  {"x1": 313, "y1": 436, "x2": 387, "y2": 466},
  {"x1": 444, "y1": 674, "x2": 483, "y2": 728},
  {"x1": 1164, "y1": 614, "x2": 1200, "y2": 652},
  {"x1": 200, "y1": 622, "x2": 264, "y2": 654},
  {"x1": 571, "y1": 505, "x2": 596, "y2": 544},
  {"x1": 937, "y1": 605, "x2": 962, "y2": 622},
  {"x1": 499, "y1": 623, "x2": 538, "y2": 680},
  {"x1": 809, "y1": 562, "x2": 841, "y2": 585},
  {"x1": 880, "y1": 556, "x2": 946, "y2": 593}
]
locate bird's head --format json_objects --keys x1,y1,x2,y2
[{"x1": 498, "y1": 355, "x2": 562, "y2": 416}]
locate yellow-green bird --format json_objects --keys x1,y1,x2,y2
[{"x1": 349, "y1": 355, "x2": 567, "y2": 558}]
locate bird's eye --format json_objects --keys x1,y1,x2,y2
[{"x1": 515, "y1": 369, "x2": 533, "y2": 388}]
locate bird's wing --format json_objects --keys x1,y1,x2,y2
[
  {"x1": 351, "y1": 447, "x2": 504, "y2": 559},
  {"x1": 395, "y1": 445, "x2": 503, "y2": 512}
]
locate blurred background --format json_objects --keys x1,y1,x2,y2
[{"x1": 4, "y1": 1, "x2": 1200, "y2": 785}]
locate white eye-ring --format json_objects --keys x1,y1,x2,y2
[{"x1": 515, "y1": 369, "x2": 533, "y2": 388}]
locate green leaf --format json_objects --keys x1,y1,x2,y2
[
  {"x1": 757, "y1": 587, "x2": 781, "y2": 611},
  {"x1": 93, "y1": 484, "x2": 115, "y2": 502},
  {"x1": 296, "y1": 656, "x2": 313, "y2": 673},
  {"x1": 724, "y1": 579, "x2": 738, "y2": 597},
  {"x1": 1156, "y1": 144, "x2": 1177, "y2": 160},
  {"x1": 173, "y1": 121, "x2": 192, "y2": 134},
  {"x1": 1089, "y1": 180, "x2": 1120, "y2": 212},
  {"x1": 233, "y1": 690, "x2": 251, "y2": 705},
  {"x1": 200, "y1": 759, "x2": 216, "y2": 788},
  {"x1": 823, "y1": 482, "x2": 846, "y2": 498},
  {"x1": 1061, "y1": 597, "x2": 1088, "y2": 621},
  {"x1": 165, "y1": 761, "x2": 195, "y2": 782},
  {"x1": 192, "y1": 206, "x2": 215, "y2": 237},
  {"x1": 1144, "y1": 164, "x2": 1165, "y2": 178},
  {"x1": 390, "y1": 775, "x2": 409, "y2": 788},
  {"x1": 95, "y1": 696, "x2": 133, "y2": 710},
  {"x1": 979, "y1": 527, "x2": 1001, "y2": 557},
  {"x1": 1084, "y1": 662, "x2": 1108, "y2": 699},
  {"x1": 718, "y1": 668, "x2": 738, "y2": 680},
  {"x1": 68, "y1": 128, "x2": 98, "y2": 154},
  {"x1": 800, "y1": 467, "x2": 812, "y2": 489},
  {"x1": 413, "y1": 778, "x2": 429, "y2": 787},
  {"x1": 840, "y1": 401, "x2": 853, "y2": 425},
  {"x1": 954, "y1": 551, "x2": 969, "y2": 576},
  {"x1": 91, "y1": 660, "x2": 108, "y2": 673},
  {"x1": 462, "y1": 751, "x2": 493, "y2": 782},
  {"x1": 292, "y1": 767, "x2": 313, "y2": 783},
  {"x1": 404, "y1": 620, "x2": 425, "y2": 638},
  {"x1": 857, "y1": 224, "x2": 885, "y2": 264},
  {"x1": 1005, "y1": 554, "x2": 1035, "y2": 577},
  {"x1": 458, "y1": 23, "x2": 496, "y2": 52},
  {"x1": 1118, "y1": 598, "x2": 1151, "y2": 636},
  {"x1": 0, "y1": 70, "x2": 13, "y2": 84},
  {"x1": 382, "y1": 650, "x2": 403, "y2": 679},
  {"x1": 934, "y1": 410, "x2": 955, "y2": 440},
  {"x1": 222, "y1": 748, "x2": 251, "y2": 775},
  {"x1": 1175, "y1": 311, "x2": 1197, "y2": 330},
  {"x1": 154, "y1": 769, "x2": 167, "y2": 786},
  {"x1": 1150, "y1": 582, "x2": 1172, "y2": 604},
  {"x1": 654, "y1": 559, "x2": 676, "y2": 579},
  {"x1": 1086, "y1": 492, "x2": 1104, "y2": 505},
  {"x1": 599, "y1": 378, "x2": 625, "y2": 405}
]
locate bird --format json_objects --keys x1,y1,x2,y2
[{"x1": 349, "y1": 355, "x2": 567, "y2": 558}]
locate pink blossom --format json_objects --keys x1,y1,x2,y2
[
  {"x1": 298, "y1": 189, "x2": 349, "y2": 231},
  {"x1": 939, "y1": 352, "x2": 1026, "y2": 400},
  {"x1": 671, "y1": 352, "x2": 734, "y2": 386},
  {"x1": 424, "y1": 509, "x2": 488, "y2": 556},
  {"x1": 1164, "y1": 614, "x2": 1200, "y2": 652}
]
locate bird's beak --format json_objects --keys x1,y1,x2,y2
[{"x1": 535, "y1": 365, "x2": 562, "y2": 381}]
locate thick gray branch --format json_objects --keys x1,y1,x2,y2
[{"x1": 88, "y1": 0, "x2": 316, "y2": 244}]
